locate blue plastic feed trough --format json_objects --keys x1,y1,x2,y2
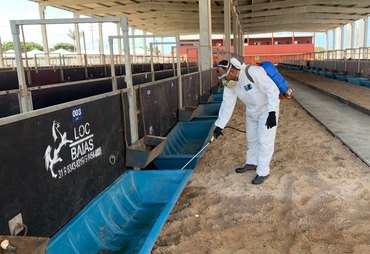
[
  {"x1": 178, "y1": 106, "x2": 199, "y2": 121},
  {"x1": 193, "y1": 103, "x2": 221, "y2": 120},
  {"x1": 325, "y1": 72, "x2": 335, "y2": 79},
  {"x1": 216, "y1": 87, "x2": 224, "y2": 94},
  {"x1": 318, "y1": 71, "x2": 326, "y2": 77},
  {"x1": 346, "y1": 77, "x2": 367, "y2": 86},
  {"x1": 208, "y1": 93, "x2": 223, "y2": 103},
  {"x1": 360, "y1": 79, "x2": 370, "y2": 88},
  {"x1": 199, "y1": 93, "x2": 211, "y2": 104},
  {"x1": 334, "y1": 73, "x2": 347, "y2": 82},
  {"x1": 153, "y1": 120, "x2": 215, "y2": 169},
  {"x1": 46, "y1": 169, "x2": 192, "y2": 254}
]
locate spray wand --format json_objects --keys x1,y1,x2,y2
[{"x1": 181, "y1": 136, "x2": 215, "y2": 170}]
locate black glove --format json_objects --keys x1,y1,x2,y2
[
  {"x1": 265, "y1": 111, "x2": 276, "y2": 129},
  {"x1": 213, "y1": 126, "x2": 223, "y2": 139}
]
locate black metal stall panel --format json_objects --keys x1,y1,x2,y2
[
  {"x1": 138, "y1": 79, "x2": 179, "y2": 137},
  {"x1": 0, "y1": 94, "x2": 20, "y2": 118},
  {"x1": 0, "y1": 93, "x2": 126, "y2": 236},
  {"x1": 182, "y1": 73, "x2": 200, "y2": 107},
  {"x1": 0, "y1": 70, "x2": 18, "y2": 90}
]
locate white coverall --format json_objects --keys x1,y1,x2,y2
[{"x1": 215, "y1": 64, "x2": 280, "y2": 176}]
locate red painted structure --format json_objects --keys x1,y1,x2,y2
[{"x1": 180, "y1": 35, "x2": 315, "y2": 64}]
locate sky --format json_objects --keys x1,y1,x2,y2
[
  {"x1": 0, "y1": 0, "x2": 152, "y2": 53},
  {"x1": 0, "y1": 0, "x2": 369, "y2": 53}
]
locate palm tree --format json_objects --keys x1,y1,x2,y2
[{"x1": 67, "y1": 29, "x2": 76, "y2": 51}]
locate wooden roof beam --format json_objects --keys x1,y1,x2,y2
[
  {"x1": 77, "y1": 2, "x2": 223, "y2": 15},
  {"x1": 39, "y1": 0, "x2": 110, "y2": 6},
  {"x1": 127, "y1": 10, "x2": 224, "y2": 20}
]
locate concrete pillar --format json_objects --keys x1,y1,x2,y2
[
  {"x1": 333, "y1": 28, "x2": 337, "y2": 49},
  {"x1": 116, "y1": 23, "x2": 123, "y2": 56},
  {"x1": 356, "y1": 19, "x2": 364, "y2": 48},
  {"x1": 73, "y1": 13, "x2": 81, "y2": 54},
  {"x1": 224, "y1": 0, "x2": 231, "y2": 60},
  {"x1": 120, "y1": 18, "x2": 138, "y2": 144},
  {"x1": 347, "y1": 24, "x2": 352, "y2": 48},
  {"x1": 161, "y1": 37, "x2": 164, "y2": 59},
  {"x1": 98, "y1": 23, "x2": 104, "y2": 54},
  {"x1": 340, "y1": 25, "x2": 345, "y2": 50},
  {"x1": 175, "y1": 35, "x2": 183, "y2": 107},
  {"x1": 233, "y1": 11, "x2": 237, "y2": 55},
  {"x1": 143, "y1": 31, "x2": 147, "y2": 62},
  {"x1": 272, "y1": 32, "x2": 274, "y2": 45},
  {"x1": 363, "y1": 16, "x2": 368, "y2": 47},
  {"x1": 313, "y1": 32, "x2": 315, "y2": 46},
  {"x1": 325, "y1": 30, "x2": 329, "y2": 50},
  {"x1": 336, "y1": 28, "x2": 341, "y2": 50},
  {"x1": 39, "y1": 4, "x2": 50, "y2": 66},
  {"x1": 234, "y1": 21, "x2": 239, "y2": 56},
  {"x1": 131, "y1": 28, "x2": 136, "y2": 59},
  {"x1": 198, "y1": 0, "x2": 213, "y2": 70},
  {"x1": 98, "y1": 23, "x2": 104, "y2": 64},
  {"x1": 73, "y1": 13, "x2": 82, "y2": 65},
  {"x1": 240, "y1": 30, "x2": 244, "y2": 59},
  {"x1": 240, "y1": 28, "x2": 243, "y2": 56},
  {"x1": 351, "y1": 21, "x2": 356, "y2": 48},
  {"x1": 239, "y1": 28, "x2": 243, "y2": 56},
  {"x1": 237, "y1": 23, "x2": 241, "y2": 56},
  {"x1": 0, "y1": 36, "x2": 4, "y2": 68}
]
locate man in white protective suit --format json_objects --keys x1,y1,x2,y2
[{"x1": 213, "y1": 58, "x2": 280, "y2": 185}]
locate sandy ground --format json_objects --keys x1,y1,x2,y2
[{"x1": 152, "y1": 98, "x2": 370, "y2": 254}]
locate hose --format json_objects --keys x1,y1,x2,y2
[{"x1": 225, "y1": 126, "x2": 246, "y2": 133}]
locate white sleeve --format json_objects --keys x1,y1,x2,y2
[
  {"x1": 214, "y1": 86, "x2": 237, "y2": 129},
  {"x1": 251, "y1": 67, "x2": 280, "y2": 112}
]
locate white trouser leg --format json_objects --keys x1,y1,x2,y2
[
  {"x1": 256, "y1": 110, "x2": 278, "y2": 176},
  {"x1": 246, "y1": 114, "x2": 258, "y2": 165}
]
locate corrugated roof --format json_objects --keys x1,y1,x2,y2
[{"x1": 30, "y1": 0, "x2": 370, "y2": 35}]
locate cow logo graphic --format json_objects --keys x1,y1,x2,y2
[{"x1": 44, "y1": 121, "x2": 73, "y2": 178}]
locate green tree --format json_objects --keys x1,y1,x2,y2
[
  {"x1": 67, "y1": 29, "x2": 76, "y2": 51},
  {"x1": 315, "y1": 46, "x2": 326, "y2": 52},
  {"x1": 50, "y1": 42, "x2": 75, "y2": 52},
  {"x1": 2, "y1": 41, "x2": 14, "y2": 51},
  {"x1": 25, "y1": 42, "x2": 43, "y2": 51},
  {"x1": 1, "y1": 41, "x2": 43, "y2": 52}
]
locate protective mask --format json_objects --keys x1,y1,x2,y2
[
  {"x1": 221, "y1": 78, "x2": 228, "y2": 87},
  {"x1": 218, "y1": 73, "x2": 228, "y2": 87},
  {"x1": 226, "y1": 80, "x2": 237, "y2": 88}
]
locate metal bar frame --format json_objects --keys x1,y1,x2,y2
[
  {"x1": 173, "y1": 45, "x2": 202, "y2": 96},
  {"x1": 165, "y1": 41, "x2": 202, "y2": 108},
  {"x1": 10, "y1": 17, "x2": 127, "y2": 114},
  {"x1": 0, "y1": 89, "x2": 125, "y2": 126},
  {"x1": 150, "y1": 40, "x2": 183, "y2": 108}
]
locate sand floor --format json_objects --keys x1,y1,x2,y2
[{"x1": 152, "y1": 98, "x2": 370, "y2": 254}]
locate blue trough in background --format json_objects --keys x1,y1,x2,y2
[
  {"x1": 193, "y1": 103, "x2": 221, "y2": 120},
  {"x1": 153, "y1": 120, "x2": 215, "y2": 169},
  {"x1": 208, "y1": 93, "x2": 223, "y2": 103}
]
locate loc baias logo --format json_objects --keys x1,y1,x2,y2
[
  {"x1": 71, "y1": 122, "x2": 94, "y2": 160},
  {"x1": 44, "y1": 120, "x2": 102, "y2": 179}
]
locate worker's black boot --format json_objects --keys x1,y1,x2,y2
[
  {"x1": 252, "y1": 174, "x2": 269, "y2": 185},
  {"x1": 235, "y1": 164, "x2": 257, "y2": 173}
]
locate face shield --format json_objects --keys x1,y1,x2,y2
[{"x1": 217, "y1": 63, "x2": 237, "y2": 88}]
